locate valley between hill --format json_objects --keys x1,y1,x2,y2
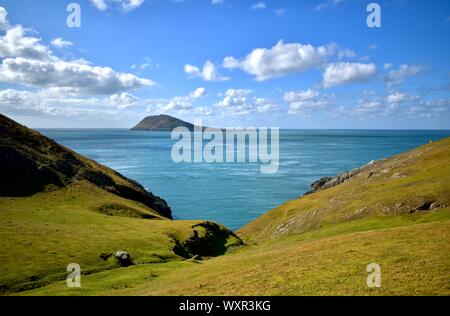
[{"x1": 1, "y1": 114, "x2": 449, "y2": 296}]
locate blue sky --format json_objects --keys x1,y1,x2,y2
[{"x1": 0, "y1": 0, "x2": 449, "y2": 128}]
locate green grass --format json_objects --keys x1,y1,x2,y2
[
  {"x1": 2, "y1": 137, "x2": 450, "y2": 296},
  {"x1": 0, "y1": 181, "x2": 241, "y2": 294},
  {"x1": 21, "y1": 210, "x2": 450, "y2": 296},
  {"x1": 239, "y1": 137, "x2": 450, "y2": 242}
]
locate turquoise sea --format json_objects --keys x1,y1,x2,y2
[{"x1": 38, "y1": 129, "x2": 450, "y2": 230}]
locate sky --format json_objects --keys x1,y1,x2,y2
[{"x1": 0, "y1": 0, "x2": 449, "y2": 129}]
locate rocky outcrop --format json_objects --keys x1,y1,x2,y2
[
  {"x1": 172, "y1": 221, "x2": 243, "y2": 259},
  {"x1": 114, "y1": 251, "x2": 133, "y2": 267},
  {"x1": 304, "y1": 160, "x2": 377, "y2": 196},
  {"x1": 0, "y1": 114, "x2": 172, "y2": 219}
]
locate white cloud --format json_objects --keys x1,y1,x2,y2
[
  {"x1": 337, "y1": 48, "x2": 357, "y2": 60},
  {"x1": 285, "y1": 90, "x2": 332, "y2": 117},
  {"x1": 385, "y1": 64, "x2": 423, "y2": 85},
  {"x1": 0, "y1": 88, "x2": 142, "y2": 117},
  {"x1": 189, "y1": 87, "x2": 207, "y2": 99},
  {"x1": 386, "y1": 91, "x2": 418, "y2": 104},
  {"x1": 254, "y1": 97, "x2": 279, "y2": 113},
  {"x1": 214, "y1": 89, "x2": 279, "y2": 116},
  {"x1": 288, "y1": 99, "x2": 330, "y2": 116},
  {"x1": 146, "y1": 88, "x2": 208, "y2": 114},
  {"x1": 211, "y1": 0, "x2": 224, "y2": 5},
  {"x1": 0, "y1": 8, "x2": 155, "y2": 95},
  {"x1": 184, "y1": 60, "x2": 229, "y2": 81},
  {"x1": 283, "y1": 89, "x2": 319, "y2": 102},
  {"x1": 51, "y1": 37, "x2": 73, "y2": 49},
  {"x1": 215, "y1": 89, "x2": 252, "y2": 108},
  {"x1": 89, "y1": 0, "x2": 145, "y2": 12},
  {"x1": 252, "y1": 2, "x2": 266, "y2": 10},
  {"x1": 193, "y1": 106, "x2": 213, "y2": 116},
  {"x1": 0, "y1": 57, "x2": 155, "y2": 95},
  {"x1": 0, "y1": 26, "x2": 54, "y2": 61},
  {"x1": 223, "y1": 40, "x2": 333, "y2": 81},
  {"x1": 109, "y1": 92, "x2": 139, "y2": 109},
  {"x1": 132, "y1": 57, "x2": 152, "y2": 71},
  {"x1": 314, "y1": 0, "x2": 344, "y2": 12},
  {"x1": 0, "y1": 7, "x2": 9, "y2": 30},
  {"x1": 90, "y1": 0, "x2": 108, "y2": 11},
  {"x1": 323, "y1": 62, "x2": 376, "y2": 88}
]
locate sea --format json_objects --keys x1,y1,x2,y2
[{"x1": 38, "y1": 129, "x2": 450, "y2": 231}]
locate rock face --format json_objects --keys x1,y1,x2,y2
[
  {"x1": 304, "y1": 160, "x2": 377, "y2": 196},
  {"x1": 131, "y1": 114, "x2": 196, "y2": 131},
  {"x1": 0, "y1": 114, "x2": 172, "y2": 219},
  {"x1": 172, "y1": 221, "x2": 243, "y2": 259},
  {"x1": 114, "y1": 251, "x2": 133, "y2": 267}
]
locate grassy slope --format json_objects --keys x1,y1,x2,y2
[
  {"x1": 18, "y1": 137, "x2": 450, "y2": 296},
  {"x1": 0, "y1": 181, "x2": 241, "y2": 294},
  {"x1": 239, "y1": 137, "x2": 450, "y2": 242},
  {"x1": 21, "y1": 210, "x2": 450, "y2": 296}
]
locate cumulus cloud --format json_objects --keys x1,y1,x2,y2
[
  {"x1": 285, "y1": 90, "x2": 332, "y2": 117},
  {"x1": 283, "y1": 89, "x2": 319, "y2": 102},
  {"x1": 189, "y1": 87, "x2": 207, "y2": 99},
  {"x1": 146, "y1": 88, "x2": 208, "y2": 114},
  {"x1": 254, "y1": 97, "x2": 279, "y2": 113},
  {"x1": 109, "y1": 92, "x2": 139, "y2": 109},
  {"x1": 251, "y1": 2, "x2": 266, "y2": 10},
  {"x1": 323, "y1": 62, "x2": 376, "y2": 88},
  {"x1": 89, "y1": 0, "x2": 144, "y2": 12},
  {"x1": 0, "y1": 88, "x2": 141, "y2": 117},
  {"x1": 337, "y1": 92, "x2": 450, "y2": 120},
  {"x1": 0, "y1": 57, "x2": 155, "y2": 95},
  {"x1": 184, "y1": 60, "x2": 229, "y2": 81},
  {"x1": 51, "y1": 37, "x2": 73, "y2": 48},
  {"x1": 385, "y1": 91, "x2": 419, "y2": 105},
  {"x1": 214, "y1": 89, "x2": 279, "y2": 116},
  {"x1": 215, "y1": 89, "x2": 252, "y2": 108},
  {"x1": 0, "y1": 7, "x2": 9, "y2": 30},
  {"x1": 223, "y1": 40, "x2": 333, "y2": 81},
  {"x1": 385, "y1": 64, "x2": 423, "y2": 85},
  {"x1": 0, "y1": 8, "x2": 155, "y2": 95},
  {"x1": 314, "y1": 0, "x2": 344, "y2": 12},
  {"x1": 0, "y1": 26, "x2": 54, "y2": 61}
]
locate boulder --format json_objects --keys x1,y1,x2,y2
[{"x1": 114, "y1": 251, "x2": 133, "y2": 267}]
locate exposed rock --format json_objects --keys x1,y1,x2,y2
[
  {"x1": 304, "y1": 160, "x2": 378, "y2": 196},
  {"x1": 114, "y1": 251, "x2": 133, "y2": 267},
  {"x1": 172, "y1": 221, "x2": 243, "y2": 259},
  {"x1": 0, "y1": 114, "x2": 172, "y2": 219}
]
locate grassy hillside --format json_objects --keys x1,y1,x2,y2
[
  {"x1": 15, "y1": 137, "x2": 450, "y2": 296},
  {"x1": 0, "y1": 113, "x2": 172, "y2": 218},
  {"x1": 20, "y1": 210, "x2": 450, "y2": 296},
  {"x1": 0, "y1": 115, "x2": 242, "y2": 294},
  {"x1": 1, "y1": 112, "x2": 449, "y2": 295},
  {"x1": 239, "y1": 137, "x2": 450, "y2": 242},
  {"x1": 0, "y1": 180, "x2": 242, "y2": 294}
]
